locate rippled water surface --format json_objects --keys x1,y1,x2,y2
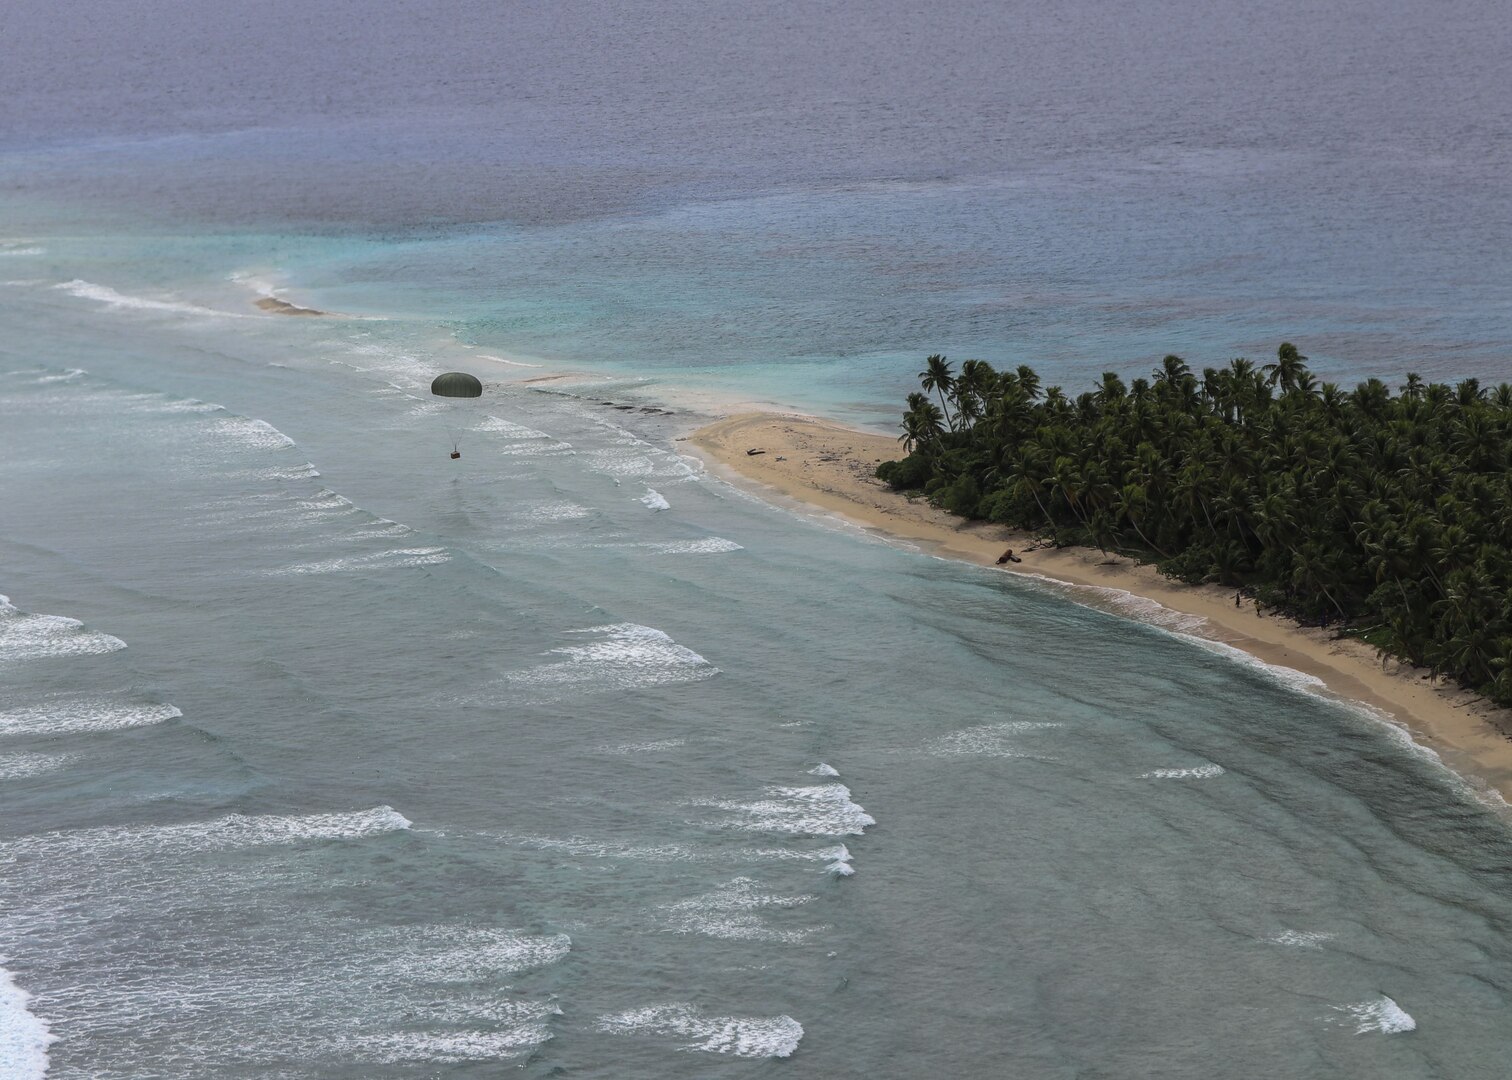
[{"x1": 3, "y1": 1, "x2": 1512, "y2": 1076}]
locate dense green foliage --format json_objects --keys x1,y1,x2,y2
[{"x1": 878, "y1": 346, "x2": 1512, "y2": 703}]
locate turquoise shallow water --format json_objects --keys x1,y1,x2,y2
[
  {"x1": 4, "y1": 0, "x2": 1512, "y2": 1073},
  {"x1": 3, "y1": 245, "x2": 1512, "y2": 1078}
]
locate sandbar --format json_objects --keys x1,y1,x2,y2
[
  {"x1": 255, "y1": 296, "x2": 327, "y2": 317},
  {"x1": 688, "y1": 411, "x2": 1512, "y2": 803}
]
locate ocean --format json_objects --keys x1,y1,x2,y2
[{"x1": 3, "y1": 1, "x2": 1512, "y2": 1076}]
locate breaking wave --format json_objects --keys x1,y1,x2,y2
[
  {"x1": 660, "y1": 877, "x2": 823, "y2": 943},
  {"x1": 506, "y1": 623, "x2": 717, "y2": 694},
  {"x1": 1140, "y1": 764, "x2": 1225, "y2": 779},
  {"x1": 692, "y1": 781, "x2": 875, "y2": 837},
  {"x1": 3, "y1": 806, "x2": 413, "y2": 859},
  {"x1": 1328, "y1": 996, "x2": 1416, "y2": 1034},
  {"x1": 54, "y1": 279, "x2": 244, "y2": 318},
  {"x1": 0, "y1": 698, "x2": 181, "y2": 737},
  {"x1": 0, "y1": 965, "x2": 53, "y2": 1080},
  {"x1": 595, "y1": 1003, "x2": 803, "y2": 1058},
  {"x1": 0, "y1": 595, "x2": 127, "y2": 662}
]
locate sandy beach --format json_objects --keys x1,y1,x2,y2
[{"x1": 689, "y1": 411, "x2": 1512, "y2": 804}]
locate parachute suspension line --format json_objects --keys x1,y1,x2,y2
[{"x1": 430, "y1": 372, "x2": 483, "y2": 462}]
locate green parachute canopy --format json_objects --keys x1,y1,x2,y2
[{"x1": 430, "y1": 372, "x2": 483, "y2": 398}]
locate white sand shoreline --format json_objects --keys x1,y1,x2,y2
[{"x1": 686, "y1": 410, "x2": 1512, "y2": 807}]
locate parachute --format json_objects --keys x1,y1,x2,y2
[
  {"x1": 431, "y1": 372, "x2": 483, "y2": 398},
  {"x1": 430, "y1": 372, "x2": 484, "y2": 458}
]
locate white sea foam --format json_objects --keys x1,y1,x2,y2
[
  {"x1": 4, "y1": 806, "x2": 412, "y2": 858},
  {"x1": 0, "y1": 241, "x2": 44, "y2": 256},
  {"x1": 728, "y1": 841, "x2": 859, "y2": 874},
  {"x1": 1191, "y1": 637, "x2": 1328, "y2": 694},
  {"x1": 435, "y1": 999, "x2": 563, "y2": 1026},
  {"x1": 1085, "y1": 585, "x2": 1209, "y2": 634},
  {"x1": 507, "y1": 623, "x2": 717, "y2": 693},
  {"x1": 596, "y1": 1004, "x2": 803, "y2": 1058},
  {"x1": 33, "y1": 367, "x2": 85, "y2": 383},
  {"x1": 376, "y1": 927, "x2": 571, "y2": 980},
  {"x1": 585, "y1": 447, "x2": 696, "y2": 481},
  {"x1": 1016, "y1": 573, "x2": 1209, "y2": 635},
  {"x1": 235, "y1": 489, "x2": 367, "y2": 530},
  {"x1": 117, "y1": 391, "x2": 223, "y2": 414},
  {"x1": 1017, "y1": 572, "x2": 1337, "y2": 699},
  {"x1": 640, "y1": 488, "x2": 671, "y2": 511},
  {"x1": 227, "y1": 269, "x2": 283, "y2": 296},
  {"x1": 643, "y1": 537, "x2": 742, "y2": 554},
  {"x1": 822, "y1": 844, "x2": 855, "y2": 876},
  {"x1": 1140, "y1": 764, "x2": 1225, "y2": 779},
  {"x1": 585, "y1": 537, "x2": 743, "y2": 555},
  {"x1": 205, "y1": 416, "x2": 297, "y2": 451},
  {"x1": 1021, "y1": 571, "x2": 1509, "y2": 809},
  {"x1": 501, "y1": 831, "x2": 851, "y2": 874},
  {"x1": 267, "y1": 547, "x2": 450, "y2": 575},
  {"x1": 0, "y1": 597, "x2": 128, "y2": 662},
  {"x1": 508, "y1": 501, "x2": 592, "y2": 526},
  {"x1": 598, "y1": 737, "x2": 687, "y2": 754},
  {"x1": 342, "y1": 1025, "x2": 554, "y2": 1063},
  {"x1": 1268, "y1": 929, "x2": 1335, "y2": 949},
  {"x1": 0, "y1": 965, "x2": 53, "y2": 1080},
  {"x1": 475, "y1": 353, "x2": 543, "y2": 369},
  {"x1": 495, "y1": 439, "x2": 576, "y2": 458},
  {"x1": 240, "y1": 459, "x2": 320, "y2": 481},
  {"x1": 662, "y1": 877, "x2": 822, "y2": 943},
  {"x1": 504, "y1": 833, "x2": 701, "y2": 862},
  {"x1": 346, "y1": 519, "x2": 414, "y2": 540},
  {"x1": 1329, "y1": 996, "x2": 1416, "y2": 1034},
  {"x1": 0, "y1": 752, "x2": 77, "y2": 779},
  {"x1": 54, "y1": 279, "x2": 242, "y2": 318},
  {"x1": 0, "y1": 699, "x2": 181, "y2": 736},
  {"x1": 924, "y1": 721, "x2": 1062, "y2": 758},
  {"x1": 694, "y1": 782, "x2": 875, "y2": 837},
  {"x1": 809, "y1": 762, "x2": 839, "y2": 777},
  {"x1": 299, "y1": 489, "x2": 356, "y2": 511},
  {"x1": 475, "y1": 415, "x2": 551, "y2": 439}
]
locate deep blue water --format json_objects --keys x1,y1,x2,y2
[{"x1": 3, "y1": 1, "x2": 1512, "y2": 1076}]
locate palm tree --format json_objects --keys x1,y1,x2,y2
[
  {"x1": 1094, "y1": 371, "x2": 1127, "y2": 405},
  {"x1": 1263, "y1": 342, "x2": 1310, "y2": 392},
  {"x1": 918, "y1": 354, "x2": 956, "y2": 429},
  {"x1": 954, "y1": 359, "x2": 996, "y2": 429},
  {"x1": 900, "y1": 397, "x2": 945, "y2": 452},
  {"x1": 877, "y1": 345, "x2": 1512, "y2": 702},
  {"x1": 1117, "y1": 483, "x2": 1169, "y2": 557}
]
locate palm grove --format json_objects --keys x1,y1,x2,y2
[{"x1": 878, "y1": 346, "x2": 1512, "y2": 704}]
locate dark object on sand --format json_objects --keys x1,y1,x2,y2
[
  {"x1": 450, "y1": 450, "x2": 461, "y2": 460},
  {"x1": 747, "y1": 448, "x2": 766, "y2": 456},
  {"x1": 430, "y1": 372, "x2": 483, "y2": 398},
  {"x1": 996, "y1": 548, "x2": 1021, "y2": 565}
]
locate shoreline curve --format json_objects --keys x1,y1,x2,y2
[{"x1": 686, "y1": 410, "x2": 1512, "y2": 805}]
